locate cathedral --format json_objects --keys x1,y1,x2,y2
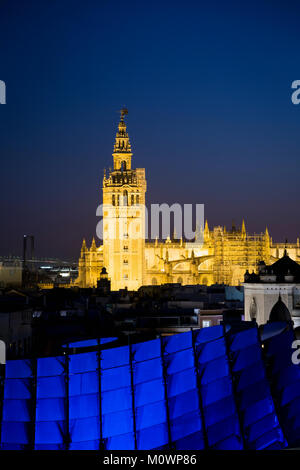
[{"x1": 76, "y1": 110, "x2": 300, "y2": 291}]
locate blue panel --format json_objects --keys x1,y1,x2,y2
[
  {"x1": 70, "y1": 439, "x2": 100, "y2": 450},
  {"x1": 1, "y1": 422, "x2": 31, "y2": 444},
  {"x1": 1, "y1": 443, "x2": 27, "y2": 450},
  {"x1": 193, "y1": 325, "x2": 224, "y2": 346},
  {"x1": 102, "y1": 409, "x2": 133, "y2": 437},
  {"x1": 67, "y1": 339, "x2": 98, "y2": 348},
  {"x1": 4, "y1": 378, "x2": 32, "y2": 399},
  {"x1": 277, "y1": 365, "x2": 300, "y2": 390},
  {"x1": 171, "y1": 411, "x2": 202, "y2": 441},
  {"x1": 198, "y1": 356, "x2": 229, "y2": 384},
  {"x1": 231, "y1": 345, "x2": 262, "y2": 372},
  {"x1": 229, "y1": 327, "x2": 258, "y2": 351},
  {"x1": 5, "y1": 359, "x2": 33, "y2": 379},
  {"x1": 36, "y1": 398, "x2": 66, "y2": 421},
  {"x1": 37, "y1": 376, "x2": 65, "y2": 398},
  {"x1": 37, "y1": 356, "x2": 66, "y2": 377},
  {"x1": 69, "y1": 352, "x2": 98, "y2": 374},
  {"x1": 35, "y1": 444, "x2": 64, "y2": 450},
  {"x1": 235, "y1": 362, "x2": 266, "y2": 391},
  {"x1": 101, "y1": 365, "x2": 131, "y2": 391},
  {"x1": 164, "y1": 349, "x2": 194, "y2": 374},
  {"x1": 162, "y1": 331, "x2": 192, "y2": 354},
  {"x1": 35, "y1": 421, "x2": 66, "y2": 445},
  {"x1": 167, "y1": 368, "x2": 196, "y2": 397},
  {"x1": 2, "y1": 399, "x2": 31, "y2": 421},
  {"x1": 101, "y1": 345, "x2": 130, "y2": 369},
  {"x1": 206, "y1": 415, "x2": 241, "y2": 447},
  {"x1": 135, "y1": 379, "x2": 165, "y2": 407},
  {"x1": 174, "y1": 431, "x2": 205, "y2": 450},
  {"x1": 243, "y1": 397, "x2": 276, "y2": 428},
  {"x1": 137, "y1": 422, "x2": 169, "y2": 450},
  {"x1": 69, "y1": 416, "x2": 100, "y2": 442},
  {"x1": 197, "y1": 338, "x2": 227, "y2": 363},
  {"x1": 204, "y1": 395, "x2": 237, "y2": 427},
  {"x1": 286, "y1": 396, "x2": 300, "y2": 419},
  {"x1": 201, "y1": 376, "x2": 233, "y2": 406},
  {"x1": 238, "y1": 381, "x2": 271, "y2": 410},
  {"x1": 135, "y1": 401, "x2": 167, "y2": 430},
  {"x1": 101, "y1": 387, "x2": 132, "y2": 414},
  {"x1": 69, "y1": 370, "x2": 98, "y2": 396},
  {"x1": 133, "y1": 358, "x2": 163, "y2": 384},
  {"x1": 280, "y1": 379, "x2": 300, "y2": 406},
  {"x1": 105, "y1": 432, "x2": 135, "y2": 450},
  {"x1": 212, "y1": 435, "x2": 243, "y2": 450},
  {"x1": 246, "y1": 413, "x2": 280, "y2": 444},
  {"x1": 168, "y1": 389, "x2": 199, "y2": 420},
  {"x1": 252, "y1": 428, "x2": 286, "y2": 450},
  {"x1": 132, "y1": 339, "x2": 161, "y2": 362},
  {"x1": 100, "y1": 337, "x2": 118, "y2": 345},
  {"x1": 69, "y1": 393, "x2": 99, "y2": 419}
]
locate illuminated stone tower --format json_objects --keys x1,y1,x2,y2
[{"x1": 102, "y1": 108, "x2": 146, "y2": 290}]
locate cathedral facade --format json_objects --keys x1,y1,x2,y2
[{"x1": 76, "y1": 111, "x2": 300, "y2": 290}]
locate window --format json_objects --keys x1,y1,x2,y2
[
  {"x1": 136, "y1": 194, "x2": 140, "y2": 205},
  {"x1": 124, "y1": 274, "x2": 128, "y2": 280},
  {"x1": 202, "y1": 320, "x2": 211, "y2": 328},
  {"x1": 123, "y1": 246, "x2": 128, "y2": 251},
  {"x1": 250, "y1": 297, "x2": 257, "y2": 320},
  {"x1": 123, "y1": 190, "x2": 128, "y2": 206},
  {"x1": 123, "y1": 259, "x2": 128, "y2": 265},
  {"x1": 112, "y1": 195, "x2": 115, "y2": 206},
  {"x1": 131, "y1": 194, "x2": 134, "y2": 205}
]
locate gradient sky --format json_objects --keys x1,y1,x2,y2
[{"x1": 1, "y1": 0, "x2": 300, "y2": 260}]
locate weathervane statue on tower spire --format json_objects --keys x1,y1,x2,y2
[{"x1": 120, "y1": 107, "x2": 128, "y2": 121}]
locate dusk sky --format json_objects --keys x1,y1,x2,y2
[{"x1": 1, "y1": 0, "x2": 300, "y2": 260}]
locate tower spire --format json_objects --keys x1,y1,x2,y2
[
  {"x1": 91, "y1": 237, "x2": 96, "y2": 251},
  {"x1": 204, "y1": 220, "x2": 210, "y2": 242},
  {"x1": 112, "y1": 107, "x2": 132, "y2": 170},
  {"x1": 265, "y1": 226, "x2": 269, "y2": 238},
  {"x1": 241, "y1": 219, "x2": 246, "y2": 234},
  {"x1": 81, "y1": 238, "x2": 87, "y2": 253},
  {"x1": 241, "y1": 219, "x2": 246, "y2": 240}
]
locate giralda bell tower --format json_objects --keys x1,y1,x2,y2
[{"x1": 102, "y1": 108, "x2": 146, "y2": 291}]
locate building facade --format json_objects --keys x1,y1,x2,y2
[
  {"x1": 76, "y1": 111, "x2": 300, "y2": 291},
  {"x1": 244, "y1": 251, "x2": 300, "y2": 327}
]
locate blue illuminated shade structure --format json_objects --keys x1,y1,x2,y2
[{"x1": 0, "y1": 326, "x2": 299, "y2": 449}]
